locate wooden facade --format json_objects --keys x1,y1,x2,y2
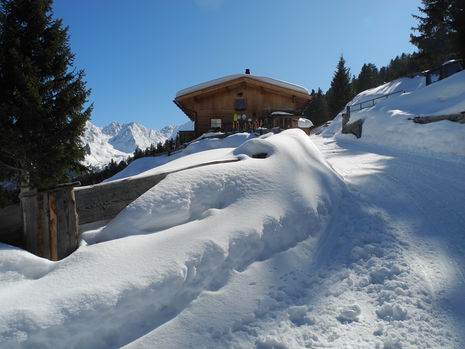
[{"x1": 174, "y1": 74, "x2": 311, "y2": 137}]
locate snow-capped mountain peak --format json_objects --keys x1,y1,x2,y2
[{"x1": 101, "y1": 122, "x2": 124, "y2": 137}]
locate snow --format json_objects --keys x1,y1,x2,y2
[
  {"x1": 176, "y1": 73, "x2": 309, "y2": 97},
  {"x1": 322, "y1": 70, "x2": 465, "y2": 162},
  {"x1": 81, "y1": 120, "x2": 130, "y2": 169},
  {"x1": 104, "y1": 132, "x2": 256, "y2": 181},
  {"x1": 81, "y1": 121, "x2": 193, "y2": 170},
  {"x1": 0, "y1": 130, "x2": 344, "y2": 348},
  {"x1": 271, "y1": 111, "x2": 294, "y2": 116},
  {"x1": 1, "y1": 71, "x2": 465, "y2": 348},
  {"x1": 104, "y1": 122, "x2": 174, "y2": 153},
  {"x1": 298, "y1": 118, "x2": 313, "y2": 128}
]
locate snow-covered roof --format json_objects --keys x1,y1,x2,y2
[
  {"x1": 176, "y1": 73, "x2": 309, "y2": 98},
  {"x1": 271, "y1": 111, "x2": 294, "y2": 116}
]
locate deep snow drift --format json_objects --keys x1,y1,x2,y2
[
  {"x1": 1, "y1": 71, "x2": 464, "y2": 348},
  {"x1": 105, "y1": 132, "x2": 257, "y2": 182},
  {"x1": 0, "y1": 130, "x2": 345, "y2": 348}
]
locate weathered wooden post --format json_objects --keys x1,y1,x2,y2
[
  {"x1": 342, "y1": 105, "x2": 351, "y2": 127},
  {"x1": 19, "y1": 182, "x2": 80, "y2": 261},
  {"x1": 0, "y1": 204, "x2": 23, "y2": 247},
  {"x1": 341, "y1": 106, "x2": 363, "y2": 138}
]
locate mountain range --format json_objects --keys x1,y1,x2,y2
[{"x1": 81, "y1": 120, "x2": 193, "y2": 170}]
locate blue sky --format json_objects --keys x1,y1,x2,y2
[{"x1": 53, "y1": 0, "x2": 422, "y2": 130}]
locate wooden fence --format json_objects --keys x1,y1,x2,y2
[
  {"x1": 341, "y1": 90, "x2": 406, "y2": 139},
  {"x1": 20, "y1": 183, "x2": 79, "y2": 261},
  {"x1": 75, "y1": 173, "x2": 168, "y2": 225},
  {"x1": 0, "y1": 158, "x2": 239, "y2": 260},
  {"x1": 0, "y1": 204, "x2": 22, "y2": 248},
  {"x1": 348, "y1": 90, "x2": 405, "y2": 114},
  {"x1": 409, "y1": 112, "x2": 465, "y2": 124}
]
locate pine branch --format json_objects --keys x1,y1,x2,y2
[{"x1": 0, "y1": 158, "x2": 25, "y2": 174}]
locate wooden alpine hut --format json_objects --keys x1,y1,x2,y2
[{"x1": 174, "y1": 70, "x2": 311, "y2": 139}]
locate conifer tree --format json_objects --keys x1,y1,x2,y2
[
  {"x1": 305, "y1": 88, "x2": 329, "y2": 126},
  {"x1": 326, "y1": 55, "x2": 353, "y2": 118},
  {"x1": 133, "y1": 146, "x2": 143, "y2": 159},
  {"x1": 410, "y1": 0, "x2": 462, "y2": 67},
  {"x1": 353, "y1": 63, "x2": 381, "y2": 94},
  {"x1": 0, "y1": 0, "x2": 92, "y2": 191},
  {"x1": 377, "y1": 53, "x2": 421, "y2": 82},
  {"x1": 449, "y1": 0, "x2": 465, "y2": 60}
]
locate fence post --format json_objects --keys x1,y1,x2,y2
[
  {"x1": 19, "y1": 182, "x2": 80, "y2": 261},
  {"x1": 342, "y1": 106, "x2": 351, "y2": 127}
]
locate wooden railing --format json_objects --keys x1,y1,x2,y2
[
  {"x1": 341, "y1": 90, "x2": 406, "y2": 138},
  {"x1": 0, "y1": 158, "x2": 239, "y2": 260},
  {"x1": 0, "y1": 204, "x2": 22, "y2": 247}
]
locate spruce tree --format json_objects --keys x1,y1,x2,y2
[
  {"x1": 377, "y1": 53, "x2": 421, "y2": 82},
  {"x1": 410, "y1": 0, "x2": 462, "y2": 67},
  {"x1": 0, "y1": 0, "x2": 92, "y2": 191},
  {"x1": 305, "y1": 88, "x2": 329, "y2": 126},
  {"x1": 449, "y1": 0, "x2": 465, "y2": 60},
  {"x1": 327, "y1": 55, "x2": 353, "y2": 118},
  {"x1": 354, "y1": 63, "x2": 381, "y2": 94},
  {"x1": 133, "y1": 146, "x2": 143, "y2": 159}
]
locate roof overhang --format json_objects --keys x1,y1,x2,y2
[{"x1": 175, "y1": 74, "x2": 310, "y2": 101}]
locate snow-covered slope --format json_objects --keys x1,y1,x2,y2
[
  {"x1": 1, "y1": 72, "x2": 464, "y2": 348},
  {"x1": 0, "y1": 130, "x2": 346, "y2": 348},
  {"x1": 81, "y1": 120, "x2": 193, "y2": 169},
  {"x1": 81, "y1": 121, "x2": 130, "y2": 169},
  {"x1": 104, "y1": 132, "x2": 257, "y2": 182},
  {"x1": 321, "y1": 70, "x2": 465, "y2": 161}
]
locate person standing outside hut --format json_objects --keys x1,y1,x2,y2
[
  {"x1": 241, "y1": 113, "x2": 247, "y2": 131},
  {"x1": 233, "y1": 113, "x2": 239, "y2": 130},
  {"x1": 252, "y1": 112, "x2": 258, "y2": 131}
]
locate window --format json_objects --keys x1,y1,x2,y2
[
  {"x1": 211, "y1": 118, "x2": 222, "y2": 128},
  {"x1": 234, "y1": 98, "x2": 246, "y2": 110}
]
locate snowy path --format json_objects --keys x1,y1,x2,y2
[
  {"x1": 127, "y1": 137, "x2": 465, "y2": 348},
  {"x1": 304, "y1": 137, "x2": 465, "y2": 348},
  {"x1": 1, "y1": 132, "x2": 464, "y2": 348}
]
